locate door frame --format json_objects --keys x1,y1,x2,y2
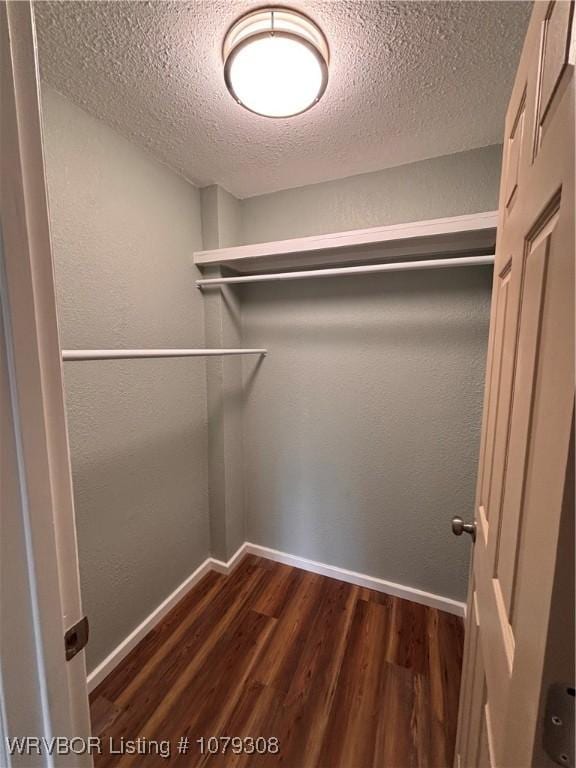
[
  {"x1": 454, "y1": 2, "x2": 575, "y2": 765},
  {"x1": 1, "y1": 1, "x2": 91, "y2": 763}
]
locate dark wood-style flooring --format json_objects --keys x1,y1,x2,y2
[{"x1": 90, "y1": 556, "x2": 463, "y2": 767}]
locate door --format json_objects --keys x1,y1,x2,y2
[
  {"x1": 454, "y1": 2, "x2": 574, "y2": 767},
  {"x1": 0, "y1": 2, "x2": 91, "y2": 764}
]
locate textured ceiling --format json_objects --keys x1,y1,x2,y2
[{"x1": 35, "y1": 1, "x2": 531, "y2": 198}]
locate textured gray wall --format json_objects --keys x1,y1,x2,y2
[
  {"x1": 239, "y1": 149, "x2": 500, "y2": 602},
  {"x1": 200, "y1": 189, "x2": 246, "y2": 561},
  {"x1": 42, "y1": 83, "x2": 499, "y2": 658},
  {"x1": 241, "y1": 267, "x2": 491, "y2": 601},
  {"x1": 200, "y1": 185, "x2": 241, "y2": 250},
  {"x1": 202, "y1": 267, "x2": 246, "y2": 562},
  {"x1": 42, "y1": 89, "x2": 210, "y2": 671},
  {"x1": 240, "y1": 145, "x2": 502, "y2": 243}
]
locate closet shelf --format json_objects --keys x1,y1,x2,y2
[
  {"x1": 61, "y1": 349, "x2": 267, "y2": 361},
  {"x1": 193, "y1": 211, "x2": 498, "y2": 275}
]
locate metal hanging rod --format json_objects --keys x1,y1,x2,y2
[
  {"x1": 196, "y1": 254, "x2": 495, "y2": 288},
  {"x1": 62, "y1": 348, "x2": 267, "y2": 361}
]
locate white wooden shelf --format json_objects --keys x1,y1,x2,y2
[{"x1": 193, "y1": 211, "x2": 498, "y2": 275}]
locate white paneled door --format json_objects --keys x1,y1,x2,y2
[
  {"x1": 455, "y1": 2, "x2": 574, "y2": 767},
  {"x1": 1, "y1": 2, "x2": 91, "y2": 765}
]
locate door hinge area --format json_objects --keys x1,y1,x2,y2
[{"x1": 64, "y1": 616, "x2": 89, "y2": 661}]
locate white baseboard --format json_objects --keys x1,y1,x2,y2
[
  {"x1": 87, "y1": 543, "x2": 252, "y2": 692},
  {"x1": 244, "y1": 542, "x2": 466, "y2": 617},
  {"x1": 210, "y1": 542, "x2": 249, "y2": 575},
  {"x1": 87, "y1": 541, "x2": 465, "y2": 691}
]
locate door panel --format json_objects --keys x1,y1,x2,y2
[
  {"x1": 536, "y1": 0, "x2": 574, "y2": 144},
  {"x1": 504, "y1": 93, "x2": 525, "y2": 212},
  {"x1": 477, "y1": 710, "x2": 493, "y2": 768},
  {"x1": 496, "y1": 218, "x2": 556, "y2": 617},
  {"x1": 460, "y1": 593, "x2": 487, "y2": 766},
  {"x1": 477, "y1": 259, "x2": 513, "y2": 518},
  {"x1": 455, "y1": 2, "x2": 574, "y2": 766}
]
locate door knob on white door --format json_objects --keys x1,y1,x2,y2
[{"x1": 451, "y1": 516, "x2": 476, "y2": 542}]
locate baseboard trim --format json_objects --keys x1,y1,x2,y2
[
  {"x1": 244, "y1": 542, "x2": 466, "y2": 617},
  {"x1": 210, "y1": 542, "x2": 249, "y2": 575},
  {"x1": 87, "y1": 543, "x2": 251, "y2": 692},
  {"x1": 87, "y1": 541, "x2": 465, "y2": 691}
]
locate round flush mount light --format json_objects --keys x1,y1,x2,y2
[{"x1": 223, "y1": 7, "x2": 329, "y2": 118}]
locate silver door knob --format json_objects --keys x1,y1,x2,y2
[{"x1": 451, "y1": 516, "x2": 476, "y2": 542}]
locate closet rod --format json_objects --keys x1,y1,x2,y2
[
  {"x1": 196, "y1": 254, "x2": 495, "y2": 288},
  {"x1": 61, "y1": 349, "x2": 267, "y2": 361}
]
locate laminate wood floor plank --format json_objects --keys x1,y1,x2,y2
[
  {"x1": 251, "y1": 563, "x2": 303, "y2": 618},
  {"x1": 375, "y1": 663, "x2": 426, "y2": 768},
  {"x1": 251, "y1": 570, "x2": 326, "y2": 693},
  {"x1": 90, "y1": 696, "x2": 125, "y2": 739},
  {"x1": 91, "y1": 569, "x2": 225, "y2": 705},
  {"x1": 208, "y1": 681, "x2": 284, "y2": 768},
  {"x1": 157, "y1": 610, "x2": 277, "y2": 768},
  {"x1": 385, "y1": 598, "x2": 429, "y2": 675},
  {"x1": 358, "y1": 587, "x2": 395, "y2": 609},
  {"x1": 318, "y1": 599, "x2": 391, "y2": 768},
  {"x1": 426, "y1": 609, "x2": 464, "y2": 767},
  {"x1": 253, "y1": 579, "x2": 359, "y2": 768},
  {"x1": 97, "y1": 560, "x2": 271, "y2": 764},
  {"x1": 90, "y1": 556, "x2": 463, "y2": 768}
]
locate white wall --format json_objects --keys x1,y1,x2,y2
[{"x1": 42, "y1": 89, "x2": 210, "y2": 671}]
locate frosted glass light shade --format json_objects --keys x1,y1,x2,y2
[{"x1": 223, "y1": 8, "x2": 329, "y2": 118}]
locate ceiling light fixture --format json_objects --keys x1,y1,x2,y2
[{"x1": 223, "y1": 7, "x2": 329, "y2": 118}]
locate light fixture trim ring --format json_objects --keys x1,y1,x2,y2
[
  {"x1": 222, "y1": 7, "x2": 329, "y2": 118},
  {"x1": 223, "y1": 30, "x2": 329, "y2": 118}
]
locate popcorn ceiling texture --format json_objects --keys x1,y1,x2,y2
[{"x1": 35, "y1": 0, "x2": 530, "y2": 198}]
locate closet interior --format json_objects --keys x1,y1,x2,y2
[{"x1": 30, "y1": 1, "x2": 536, "y2": 766}]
